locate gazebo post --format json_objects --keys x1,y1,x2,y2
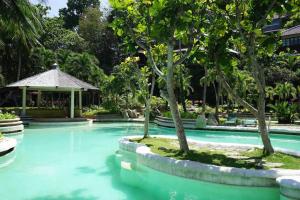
[
  {"x1": 22, "y1": 87, "x2": 26, "y2": 116},
  {"x1": 79, "y1": 90, "x2": 82, "y2": 116},
  {"x1": 37, "y1": 90, "x2": 41, "y2": 108},
  {"x1": 70, "y1": 89, "x2": 75, "y2": 118}
]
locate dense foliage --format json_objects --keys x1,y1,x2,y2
[{"x1": 0, "y1": 112, "x2": 17, "y2": 120}]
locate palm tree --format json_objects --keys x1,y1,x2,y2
[
  {"x1": 274, "y1": 82, "x2": 297, "y2": 101},
  {"x1": 0, "y1": 0, "x2": 42, "y2": 81}
]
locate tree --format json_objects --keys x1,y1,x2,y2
[
  {"x1": 110, "y1": 0, "x2": 206, "y2": 153},
  {"x1": 116, "y1": 57, "x2": 155, "y2": 137},
  {"x1": 60, "y1": 52, "x2": 105, "y2": 87},
  {"x1": 0, "y1": 0, "x2": 42, "y2": 83},
  {"x1": 79, "y1": 7, "x2": 118, "y2": 71},
  {"x1": 212, "y1": 0, "x2": 296, "y2": 154},
  {"x1": 59, "y1": 0, "x2": 100, "y2": 29},
  {"x1": 41, "y1": 17, "x2": 87, "y2": 52},
  {"x1": 29, "y1": 47, "x2": 56, "y2": 74},
  {"x1": 266, "y1": 51, "x2": 300, "y2": 85}
]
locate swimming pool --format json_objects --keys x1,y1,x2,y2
[{"x1": 0, "y1": 123, "x2": 299, "y2": 200}]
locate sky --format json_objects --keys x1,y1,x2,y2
[{"x1": 31, "y1": 0, "x2": 110, "y2": 17}]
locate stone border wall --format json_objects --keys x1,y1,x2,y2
[
  {"x1": 277, "y1": 176, "x2": 300, "y2": 200},
  {"x1": 119, "y1": 135, "x2": 300, "y2": 187},
  {"x1": 154, "y1": 116, "x2": 300, "y2": 135},
  {"x1": 0, "y1": 118, "x2": 24, "y2": 134},
  {"x1": 154, "y1": 116, "x2": 196, "y2": 129}
]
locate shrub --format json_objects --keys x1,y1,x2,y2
[
  {"x1": 219, "y1": 117, "x2": 227, "y2": 125},
  {"x1": 269, "y1": 102, "x2": 298, "y2": 124},
  {"x1": 151, "y1": 96, "x2": 166, "y2": 110},
  {"x1": 162, "y1": 111, "x2": 198, "y2": 119},
  {"x1": 149, "y1": 96, "x2": 166, "y2": 119},
  {"x1": 0, "y1": 113, "x2": 17, "y2": 120},
  {"x1": 82, "y1": 106, "x2": 118, "y2": 117}
]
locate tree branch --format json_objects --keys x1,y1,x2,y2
[
  {"x1": 127, "y1": 21, "x2": 164, "y2": 78},
  {"x1": 146, "y1": 49, "x2": 164, "y2": 77},
  {"x1": 174, "y1": 45, "x2": 193, "y2": 66},
  {"x1": 256, "y1": 0, "x2": 277, "y2": 28},
  {"x1": 218, "y1": 72, "x2": 258, "y2": 117}
]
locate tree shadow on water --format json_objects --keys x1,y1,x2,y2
[
  {"x1": 76, "y1": 166, "x2": 97, "y2": 174},
  {"x1": 28, "y1": 189, "x2": 98, "y2": 200},
  {"x1": 105, "y1": 154, "x2": 155, "y2": 200}
]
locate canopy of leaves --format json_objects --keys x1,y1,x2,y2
[
  {"x1": 41, "y1": 17, "x2": 87, "y2": 52},
  {"x1": 59, "y1": 0, "x2": 100, "y2": 29}
]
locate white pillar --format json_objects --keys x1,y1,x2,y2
[
  {"x1": 79, "y1": 90, "x2": 82, "y2": 117},
  {"x1": 70, "y1": 89, "x2": 74, "y2": 118},
  {"x1": 37, "y1": 90, "x2": 41, "y2": 108},
  {"x1": 22, "y1": 87, "x2": 26, "y2": 116}
]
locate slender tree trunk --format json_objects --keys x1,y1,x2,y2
[
  {"x1": 17, "y1": 49, "x2": 22, "y2": 81},
  {"x1": 144, "y1": 72, "x2": 156, "y2": 138},
  {"x1": 249, "y1": 35, "x2": 274, "y2": 155},
  {"x1": 202, "y1": 66, "x2": 208, "y2": 113},
  {"x1": 166, "y1": 41, "x2": 189, "y2": 153},
  {"x1": 179, "y1": 68, "x2": 187, "y2": 112},
  {"x1": 213, "y1": 82, "x2": 220, "y2": 123},
  {"x1": 0, "y1": 64, "x2": 4, "y2": 86},
  {"x1": 257, "y1": 92, "x2": 274, "y2": 154}
]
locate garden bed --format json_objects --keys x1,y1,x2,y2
[
  {"x1": 119, "y1": 136, "x2": 300, "y2": 187},
  {"x1": 0, "y1": 113, "x2": 23, "y2": 134},
  {"x1": 131, "y1": 137, "x2": 300, "y2": 170}
]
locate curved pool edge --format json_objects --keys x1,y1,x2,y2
[
  {"x1": 0, "y1": 137, "x2": 17, "y2": 168},
  {"x1": 277, "y1": 176, "x2": 300, "y2": 200},
  {"x1": 119, "y1": 135, "x2": 300, "y2": 187},
  {"x1": 154, "y1": 116, "x2": 300, "y2": 135}
]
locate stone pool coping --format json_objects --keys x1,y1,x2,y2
[
  {"x1": 0, "y1": 137, "x2": 17, "y2": 155},
  {"x1": 28, "y1": 118, "x2": 93, "y2": 126},
  {"x1": 277, "y1": 176, "x2": 300, "y2": 200},
  {"x1": 119, "y1": 135, "x2": 300, "y2": 187},
  {"x1": 154, "y1": 116, "x2": 300, "y2": 135},
  {"x1": 0, "y1": 118, "x2": 21, "y2": 123}
]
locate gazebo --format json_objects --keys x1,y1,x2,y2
[{"x1": 6, "y1": 63, "x2": 98, "y2": 118}]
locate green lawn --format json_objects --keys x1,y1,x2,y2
[{"x1": 130, "y1": 137, "x2": 300, "y2": 170}]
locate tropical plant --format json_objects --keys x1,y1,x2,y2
[
  {"x1": 274, "y1": 82, "x2": 297, "y2": 101},
  {"x1": 265, "y1": 86, "x2": 275, "y2": 101},
  {"x1": 0, "y1": 0, "x2": 42, "y2": 83},
  {"x1": 61, "y1": 52, "x2": 105, "y2": 87},
  {"x1": 162, "y1": 111, "x2": 198, "y2": 119},
  {"x1": 175, "y1": 64, "x2": 193, "y2": 112},
  {"x1": 0, "y1": 112, "x2": 17, "y2": 120},
  {"x1": 269, "y1": 102, "x2": 298, "y2": 124},
  {"x1": 82, "y1": 106, "x2": 117, "y2": 117}
]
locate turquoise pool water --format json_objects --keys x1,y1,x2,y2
[{"x1": 0, "y1": 122, "x2": 300, "y2": 200}]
